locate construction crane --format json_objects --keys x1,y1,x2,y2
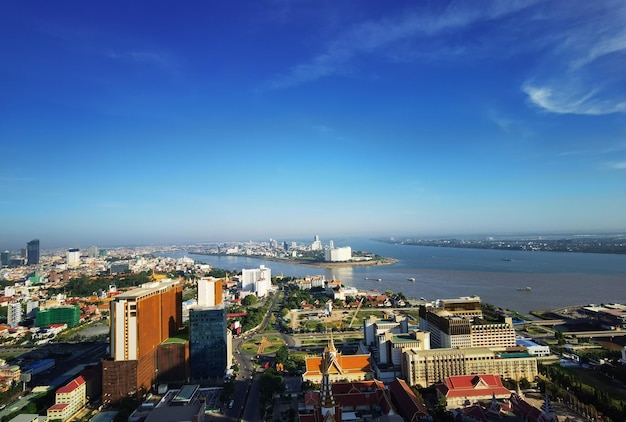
[{"x1": 348, "y1": 298, "x2": 364, "y2": 329}]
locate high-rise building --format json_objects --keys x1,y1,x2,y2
[
  {"x1": 67, "y1": 248, "x2": 80, "y2": 267},
  {"x1": 418, "y1": 297, "x2": 514, "y2": 349},
  {"x1": 7, "y1": 302, "x2": 22, "y2": 328},
  {"x1": 241, "y1": 265, "x2": 271, "y2": 297},
  {"x1": 102, "y1": 279, "x2": 182, "y2": 405},
  {"x1": 0, "y1": 250, "x2": 10, "y2": 267},
  {"x1": 87, "y1": 246, "x2": 99, "y2": 258},
  {"x1": 189, "y1": 304, "x2": 231, "y2": 380},
  {"x1": 197, "y1": 278, "x2": 223, "y2": 307},
  {"x1": 311, "y1": 235, "x2": 322, "y2": 251},
  {"x1": 27, "y1": 239, "x2": 40, "y2": 265}
]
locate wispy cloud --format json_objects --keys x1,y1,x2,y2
[
  {"x1": 106, "y1": 50, "x2": 174, "y2": 72},
  {"x1": 266, "y1": 1, "x2": 540, "y2": 89},
  {"x1": 485, "y1": 108, "x2": 533, "y2": 138},
  {"x1": 522, "y1": 2, "x2": 626, "y2": 115},
  {"x1": 607, "y1": 161, "x2": 626, "y2": 170},
  {"x1": 522, "y1": 83, "x2": 626, "y2": 115}
]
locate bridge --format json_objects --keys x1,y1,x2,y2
[
  {"x1": 523, "y1": 319, "x2": 567, "y2": 326},
  {"x1": 564, "y1": 330, "x2": 626, "y2": 339}
]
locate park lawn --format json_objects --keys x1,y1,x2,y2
[
  {"x1": 263, "y1": 343, "x2": 284, "y2": 354},
  {"x1": 242, "y1": 344, "x2": 257, "y2": 353}
]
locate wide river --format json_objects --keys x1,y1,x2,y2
[{"x1": 163, "y1": 238, "x2": 626, "y2": 315}]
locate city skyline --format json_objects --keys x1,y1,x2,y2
[{"x1": 2, "y1": 1, "x2": 625, "y2": 249}]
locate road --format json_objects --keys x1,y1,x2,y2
[{"x1": 214, "y1": 291, "x2": 283, "y2": 421}]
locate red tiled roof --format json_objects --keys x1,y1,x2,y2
[
  {"x1": 56, "y1": 376, "x2": 85, "y2": 394},
  {"x1": 437, "y1": 374, "x2": 511, "y2": 398},
  {"x1": 49, "y1": 403, "x2": 69, "y2": 410},
  {"x1": 388, "y1": 377, "x2": 430, "y2": 420},
  {"x1": 304, "y1": 381, "x2": 392, "y2": 417}
]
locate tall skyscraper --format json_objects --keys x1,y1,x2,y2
[
  {"x1": 102, "y1": 279, "x2": 183, "y2": 405},
  {"x1": 0, "y1": 251, "x2": 10, "y2": 267},
  {"x1": 189, "y1": 304, "x2": 231, "y2": 380},
  {"x1": 26, "y1": 239, "x2": 40, "y2": 265},
  {"x1": 189, "y1": 278, "x2": 231, "y2": 380},
  {"x1": 67, "y1": 248, "x2": 80, "y2": 267},
  {"x1": 311, "y1": 235, "x2": 322, "y2": 251}
]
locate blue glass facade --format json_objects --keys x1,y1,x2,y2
[
  {"x1": 27, "y1": 239, "x2": 40, "y2": 265},
  {"x1": 189, "y1": 306, "x2": 227, "y2": 379}
]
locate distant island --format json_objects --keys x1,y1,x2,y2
[
  {"x1": 285, "y1": 256, "x2": 398, "y2": 268},
  {"x1": 188, "y1": 249, "x2": 398, "y2": 268},
  {"x1": 380, "y1": 235, "x2": 626, "y2": 254}
]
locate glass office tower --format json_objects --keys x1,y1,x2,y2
[
  {"x1": 27, "y1": 239, "x2": 40, "y2": 265},
  {"x1": 189, "y1": 305, "x2": 227, "y2": 379}
]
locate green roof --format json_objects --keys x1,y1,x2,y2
[{"x1": 163, "y1": 336, "x2": 188, "y2": 344}]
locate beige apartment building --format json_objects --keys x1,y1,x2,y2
[{"x1": 402, "y1": 346, "x2": 538, "y2": 387}]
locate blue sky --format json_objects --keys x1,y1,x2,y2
[{"x1": 1, "y1": 0, "x2": 626, "y2": 249}]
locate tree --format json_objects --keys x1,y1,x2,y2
[
  {"x1": 220, "y1": 381, "x2": 235, "y2": 402},
  {"x1": 242, "y1": 295, "x2": 258, "y2": 306},
  {"x1": 259, "y1": 368, "x2": 285, "y2": 404},
  {"x1": 275, "y1": 345, "x2": 289, "y2": 365}
]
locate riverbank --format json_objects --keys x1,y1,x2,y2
[
  {"x1": 188, "y1": 251, "x2": 398, "y2": 269},
  {"x1": 291, "y1": 257, "x2": 398, "y2": 269}
]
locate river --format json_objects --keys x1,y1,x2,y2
[{"x1": 162, "y1": 238, "x2": 626, "y2": 315}]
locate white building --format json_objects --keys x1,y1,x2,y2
[
  {"x1": 197, "y1": 277, "x2": 223, "y2": 307},
  {"x1": 4, "y1": 286, "x2": 15, "y2": 297},
  {"x1": 26, "y1": 300, "x2": 39, "y2": 318},
  {"x1": 7, "y1": 302, "x2": 22, "y2": 328},
  {"x1": 516, "y1": 338, "x2": 552, "y2": 357},
  {"x1": 67, "y1": 248, "x2": 80, "y2": 268},
  {"x1": 363, "y1": 315, "x2": 410, "y2": 347},
  {"x1": 241, "y1": 265, "x2": 271, "y2": 297},
  {"x1": 311, "y1": 235, "x2": 322, "y2": 251},
  {"x1": 324, "y1": 246, "x2": 352, "y2": 262}
]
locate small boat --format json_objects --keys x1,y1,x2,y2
[
  {"x1": 517, "y1": 286, "x2": 532, "y2": 291},
  {"x1": 377, "y1": 278, "x2": 382, "y2": 282},
  {"x1": 407, "y1": 277, "x2": 416, "y2": 282}
]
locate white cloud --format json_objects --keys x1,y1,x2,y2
[
  {"x1": 522, "y1": 2, "x2": 626, "y2": 115},
  {"x1": 523, "y1": 82, "x2": 626, "y2": 115},
  {"x1": 267, "y1": 1, "x2": 540, "y2": 89},
  {"x1": 609, "y1": 161, "x2": 626, "y2": 169}
]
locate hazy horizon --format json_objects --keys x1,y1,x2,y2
[
  {"x1": 2, "y1": 1, "x2": 625, "y2": 250},
  {"x1": 3, "y1": 229, "x2": 626, "y2": 252}
]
